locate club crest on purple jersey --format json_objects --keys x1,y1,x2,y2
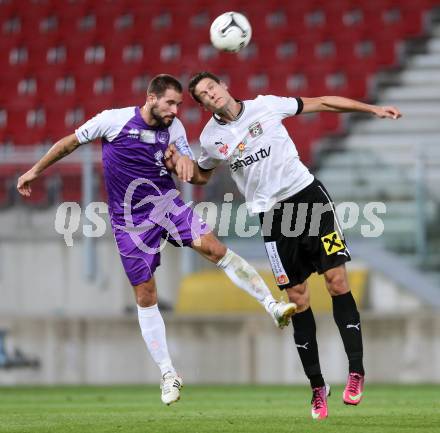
[{"x1": 156, "y1": 130, "x2": 170, "y2": 145}]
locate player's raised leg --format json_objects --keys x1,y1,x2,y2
[
  {"x1": 192, "y1": 232, "x2": 297, "y2": 328},
  {"x1": 134, "y1": 278, "x2": 182, "y2": 405},
  {"x1": 324, "y1": 265, "x2": 365, "y2": 405},
  {"x1": 286, "y1": 282, "x2": 330, "y2": 419}
]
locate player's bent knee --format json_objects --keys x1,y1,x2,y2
[
  {"x1": 324, "y1": 269, "x2": 349, "y2": 296},
  {"x1": 289, "y1": 295, "x2": 309, "y2": 312},
  {"x1": 133, "y1": 281, "x2": 157, "y2": 307},
  {"x1": 196, "y1": 233, "x2": 227, "y2": 263},
  {"x1": 328, "y1": 284, "x2": 348, "y2": 296},
  {"x1": 286, "y1": 284, "x2": 309, "y2": 311},
  {"x1": 136, "y1": 292, "x2": 157, "y2": 307},
  {"x1": 207, "y1": 242, "x2": 227, "y2": 263},
  {"x1": 212, "y1": 244, "x2": 228, "y2": 262}
]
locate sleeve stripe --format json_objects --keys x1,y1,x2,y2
[
  {"x1": 295, "y1": 97, "x2": 304, "y2": 115},
  {"x1": 75, "y1": 129, "x2": 90, "y2": 144},
  {"x1": 175, "y1": 136, "x2": 195, "y2": 160}
]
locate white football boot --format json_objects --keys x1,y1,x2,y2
[
  {"x1": 269, "y1": 301, "x2": 297, "y2": 328},
  {"x1": 160, "y1": 372, "x2": 183, "y2": 405}
]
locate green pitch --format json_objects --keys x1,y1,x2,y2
[{"x1": 0, "y1": 385, "x2": 439, "y2": 433}]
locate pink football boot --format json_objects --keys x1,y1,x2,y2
[{"x1": 343, "y1": 372, "x2": 365, "y2": 405}]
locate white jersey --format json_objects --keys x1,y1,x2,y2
[{"x1": 197, "y1": 95, "x2": 314, "y2": 214}]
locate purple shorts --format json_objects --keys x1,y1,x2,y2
[{"x1": 113, "y1": 197, "x2": 210, "y2": 286}]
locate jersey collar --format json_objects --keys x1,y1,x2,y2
[{"x1": 213, "y1": 100, "x2": 245, "y2": 125}]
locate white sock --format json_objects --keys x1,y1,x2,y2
[
  {"x1": 216, "y1": 249, "x2": 277, "y2": 312},
  {"x1": 137, "y1": 304, "x2": 176, "y2": 377}
]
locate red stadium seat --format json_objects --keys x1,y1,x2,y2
[
  {"x1": 0, "y1": 0, "x2": 437, "y2": 165},
  {"x1": 19, "y1": 174, "x2": 53, "y2": 207},
  {"x1": 319, "y1": 112, "x2": 342, "y2": 135},
  {"x1": 0, "y1": 165, "x2": 16, "y2": 208},
  {"x1": 362, "y1": 1, "x2": 425, "y2": 39},
  {"x1": 57, "y1": 166, "x2": 83, "y2": 203},
  {"x1": 83, "y1": 97, "x2": 116, "y2": 120},
  {"x1": 45, "y1": 104, "x2": 73, "y2": 140},
  {"x1": 2, "y1": 104, "x2": 45, "y2": 146}
]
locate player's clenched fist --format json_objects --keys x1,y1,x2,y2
[
  {"x1": 17, "y1": 169, "x2": 38, "y2": 197},
  {"x1": 373, "y1": 106, "x2": 402, "y2": 119},
  {"x1": 164, "y1": 144, "x2": 194, "y2": 182},
  {"x1": 164, "y1": 144, "x2": 178, "y2": 171}
]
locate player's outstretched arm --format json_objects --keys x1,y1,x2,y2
[
  {"x1": 17, "y1": 133, "x2": 81, "y2": 197},
  {"x1": 300, "y1": 96, "x2": 402, "y2": 119}
]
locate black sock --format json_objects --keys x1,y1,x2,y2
[
  {"x1": 332, "y1": 291, "x2": 365, "y2": 375},
  {"x1": 292, "y1": 307, "x2": 324, "y2": 388}
]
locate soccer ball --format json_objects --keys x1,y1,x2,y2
[{"x1": 210, "y1": 12, "x2": 252, "y2": 53}]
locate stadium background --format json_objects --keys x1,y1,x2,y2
[{"x1": 0, "y1": 0, "x2": 440, "y2": 388}]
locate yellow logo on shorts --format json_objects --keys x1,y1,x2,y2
[{"x1": 321, "y1": 231, "x2": 344, "y2": 255}]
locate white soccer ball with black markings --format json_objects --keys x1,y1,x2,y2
[{"x1": 210, "y1": 12, "x2": 252, "y2": 52}]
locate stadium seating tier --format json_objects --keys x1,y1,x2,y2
[{"x1": 0, "y1": 0, "x2": 438, "y2": 205}]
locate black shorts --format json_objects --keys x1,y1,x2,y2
[{"x1": 259, "y1": 178, "x2": 351, "y2": 289}]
